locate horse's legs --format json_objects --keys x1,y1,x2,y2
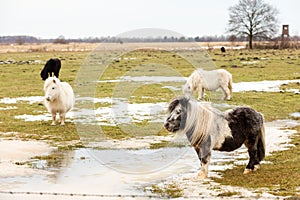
[
  {"x1": 197, "y1": 87, "x2": 204, "y2": 100},
  {"x1": 198, "y1": 153, "x2": 211, "y2": 178},
  {"x1": 59, "y1": 113, "x2": 66, "y2": 126},
  {"x1": 54, "y1": 71, "x2": 59, "y2": 78},
  {"x1": 244, "y1": 136, "x2": 260, "y2": 174},
  {"x1": 51, "y1": 113, "x2": 56, "y2": 125},
  {"x1": 220, "y1": 85, "x2": 231, "y2": 100},
  {"x1": 194, "y1": 143, "x2": 211, "y2": 179}
]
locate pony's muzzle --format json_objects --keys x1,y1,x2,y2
[
  {"x1": 45, "y1": 96, "x2": 52, "y2": 101},
  {"x1": 164, "y1": 118, "x2": 177, "y2": 132},
  {"x1": 164, "y1": 121, "x2": 170, "y2": 129}
]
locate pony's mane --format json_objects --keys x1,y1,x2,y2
[
  {"x1": 168, "y1": 96, "x2": 216, "y2": 146},
  {"x1": 170, "y1": 97, "x2": 223, "y2": 146},
  {"x1": 44, "y1": 76, "x2": 60, "y2": 90},
  {"x1": 185, "y1": 99, "x2": 214, "y2": 146}
]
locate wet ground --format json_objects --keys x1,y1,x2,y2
[
  {"x1": 2, "y1": 78, "x2": 299, "y2": 126},
  {"x1": 0, "y1": 120, "x2": 298, "y2": 199},
  {"x1": 0, "y1": 79, "x2": 299, "y2": 199}
]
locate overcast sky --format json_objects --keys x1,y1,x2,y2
[{"x1": 1, "y1": 0, "x2": 299, "y2": 39}]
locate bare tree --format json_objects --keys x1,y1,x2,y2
[{"x1": 227, "y1": 0, "x2": 279, "y2": 49}]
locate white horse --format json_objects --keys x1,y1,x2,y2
[
  {"x1": 183, "y1": 69, "x2": 233, "y2": 100},
  {"x1": 44, "y1": 76, "x2": 74, "y2": 125}
]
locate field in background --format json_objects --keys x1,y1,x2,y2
[
  {"x1": 0, "y1": 42, "x2": 247, "y2": 53},
  {"x1": 1, "y1": 40, "x2": 299, "y2": 53}
]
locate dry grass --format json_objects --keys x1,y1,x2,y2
[
  {"x1": 0, "y1": 43, "x2": 99, "y2": 53},
  {"x1": 0, "y1": 42, "x2": 247, "y2": 53}
]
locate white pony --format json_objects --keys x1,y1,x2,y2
[
  {"x1": 183, "y1": 69, "x2": 233, "y2": 100},
  {"x1": 44, "y1": 76, "x2": 74, "y2": 126}
]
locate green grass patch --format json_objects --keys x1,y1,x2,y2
[
  {"x1": 228, "y1": 91, "x2": 300, "y2": 121},
  {"x1": 149, "y1": 183, "x2": 184, "y2": 198},
  {"x1": 210, "y1": 49, "x2": 300, "y2": 82},
  {"x1": 0, "y1": 102, "x2": 79, "y2": 141},
  {"x1": 280, "y1": 82, "x2": 300, "y2": 91},
  {"x1": 129, "y1": 84, "x2": 175, "y2": 103}
]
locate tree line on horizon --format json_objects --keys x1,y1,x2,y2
[
  {"x1": 0, "y1": 35, "x2": 242, "y2": 44},
  {"x1": 1, "y1": 34, "x2": 299, "y2": 45}
]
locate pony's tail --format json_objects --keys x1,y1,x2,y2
[
  {"x1": 257, "y1": 123, "x2": 266, "y2": 161},
  {"x1": 228, "y1": 76, "x2": 233, "y2": 98}
]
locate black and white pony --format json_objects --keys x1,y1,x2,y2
[
  {"x1": 164, "y1": 96, "x2": 265, "y2": 178},
  {"x1": 40, "y1": 58, "x2": 61, "y2": 80}
]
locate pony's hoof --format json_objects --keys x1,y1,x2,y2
[
  {"x1": 254, "y1": 165, "x2": 260, "y2": 171},
  {"x1": 243, "y1": 168, "x2": 252, "y2": 174},
  {"x1": 60, "y1": 123, "x2": 65, "y2": 126},
  {"x1": 51, "y1": 123, "x2": 56, "y2": 126},
  {"x1": 197, "y1": 172, "x2": 207, "y2": 179}
]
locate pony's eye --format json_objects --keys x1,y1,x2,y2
[
  {"x1": 176, "y1": 110, "x2": 181, "y2": 114},
  {"x1": 52, "y1": 87, "x2": 55, "y2": 90}
]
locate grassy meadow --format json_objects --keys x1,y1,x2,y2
[{"x1": 0, "y1": 43, "x2": 300, "y2": 197}]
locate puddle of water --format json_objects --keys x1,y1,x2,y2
[
  {"x1": 290, "y1": 112, "x2": 300, "y2": 118},
  {"x1": 1, "y1": 147, "x2": 193, "y2": 195},
  {"x1": 97, "y1": 76, "x2": 186, "y2": 84},
  {"x1": 241, "y1": 61, "x2": 259, "y2": 65},
  {"x1": 0, "y1": 140, "x2": 55, "y2": 178},
  {"x1": 88, "y1": 135, "x2": 175, "y2": 149},
  {"x1": 0, "y1": 96, "x2": 43, "y2": 104},
  {"x1": 96, "y1": 78, "x2": 300, "y2": 93},
  {"x1": 120, "y1": 76, "x2": 186, "y2": 83},
  {"x1": 15, "y1": 114, "x2": 52, "y2": 122},
  {"x1": 14, "y1": 97, "x2": 169, "y2": 126},
  {"x1": 233, "y1": 79, "x2": 300, "y2": 93}
]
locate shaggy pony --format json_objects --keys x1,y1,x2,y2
[
  {"x1": 44, "y1": 76, "x2": 74, "y2": 125},
  {"x1": 40, "y1": 58, "x2": 61, "y2": 80},
  {"x1": 183, "y1": 69, "x2": 233, "y2": 100},
  {"x1": 164, "y1": 96, "x2": 265, "y2": 178}
]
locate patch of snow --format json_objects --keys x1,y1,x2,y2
[
  {"x1": 233, "y1": 79, "x2": 300, "y2": 93},
  {"x1": 0, "y1": 96, "x2": 43, "y2": 104},
  {"x1": 290, "y1": 112, "x2": 300, "y2": 118}
]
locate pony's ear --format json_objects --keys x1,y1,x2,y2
[
  {"x1": 53, "y1": 76, "x2": 59, "y2": 83},
  {"x1": 168, "y1": 99, "x2": 179, "y2": 113}
]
